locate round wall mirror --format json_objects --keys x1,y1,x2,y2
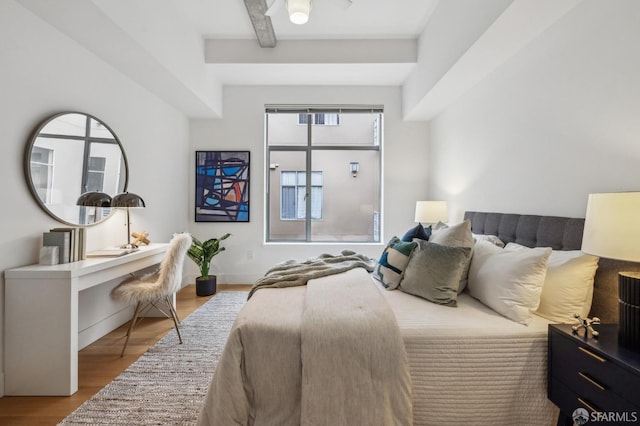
[{"x1": 24, "y1": 112, "x2": 129, "y2": 226}]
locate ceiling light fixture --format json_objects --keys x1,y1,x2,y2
[{"x1": 287, "y1": 0, "x2": 311, "y2": 25}]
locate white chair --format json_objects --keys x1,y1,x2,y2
[{"x1": 112, "y1": 233, "x2": 192, "y2": 356}]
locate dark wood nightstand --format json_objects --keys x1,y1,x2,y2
[{"x1": 548, "y1": 324, "x2": 640, "y2": 425}]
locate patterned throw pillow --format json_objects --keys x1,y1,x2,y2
[{"x1": 374, "y1": 237, "x2": 417, "y2": 290}]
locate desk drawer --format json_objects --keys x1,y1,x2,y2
[{"x1": 550, "y1": 332, "x2": 640, "y2": 408}]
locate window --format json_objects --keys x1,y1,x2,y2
[
  {"x1": 30, "y1": 147, "x2": 55, "y2": 204},
  {"x1": 267, "y1": 106, "x2": 382, "y2": 242},
  {"x1": 298, "y1": 113, "x2": 340, "y2": 126},
  {"x1": 86, "y1": 156, "x2": 106, "y2": 192},
  {"x1": 281, "y1": 171, "x2": 323, "y2": 220}
]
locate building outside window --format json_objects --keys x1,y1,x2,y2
[
  {"x1": 281, "y1": 171, "x2": 323, "y2": 220},
  {"x1": 298, "y1": 113, "x2": 340, "y2": 126},
  {"x1": 30, "y1": 146, "x2": 55, "y2": 205},
  {"x1": 266, "y1": 106, "x2": 382, "y2": 242},
  {"x1": 86, "y1": 156, "x2": 106, "y2": 192}
]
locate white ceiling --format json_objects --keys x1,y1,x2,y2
[
  {"x1": 175, "y1": 0, "x2": 438, "y2": 40},
  {"x1": 178, "y1": 0, "x2": 438, "y2": 87},
  {"x1": 15, "y1": 0, "x2": 583, "y2": 119}
]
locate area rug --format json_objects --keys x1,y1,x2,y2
[{"x1": 59, "y1": 291, "x2": 248, "y2": 426}]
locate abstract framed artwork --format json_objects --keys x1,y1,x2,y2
[{"x1": 195, "y1": 151, "x2": 250, "y2": 222}]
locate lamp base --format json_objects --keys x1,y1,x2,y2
[{"x1": 618, "y1": 272, "x2": 640, "y2": 350}]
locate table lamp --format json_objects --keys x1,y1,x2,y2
[
  {"x1": 111, "y1": 192, "x2": 145, "y2": 249},
  {"x1": 76, "y1": 191, "x2": 112, "y2": 225},
  {"x1": 414, "y1": 201, "x2": 448, "y2": 225},
  {"x1": 581, "y1": 192, "x2": 640, "y2": 350}
]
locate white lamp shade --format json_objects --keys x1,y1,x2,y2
[
  {"x1": 582, "y1": 192, "x2": 640, "y2": 262},
  {"x1": 287, "y1": 0, "x2": 311, "y2": 24},
  {"x1": 414, "y1": 201, "x2": 448, "y2": 224}
]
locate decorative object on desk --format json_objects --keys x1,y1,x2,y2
[
  {"x1": 111, "y1": 192, "x2": 145, "y2": 249},
  {"x1": 571, "y1": 313, "x2": 600, "y2": 338},
  {"x1": 195, "y1": 151, "x2": 250, "y2": 222},
  {"x1": 187, "y1": 233, "x2": 231, "y2": 296},
  {"x1": 39, "y1": 246, "x2": 59, "y2": 265},
  {"x1": 132, "y1": 230, "x2": 150, "y2": 246},
  {"x1": 43, "y1": 230, "x2": 70, "y2": 264},
  {"x1": 112, "y1": 233, "x2": 192, "y2": 356},
  {"x1": 582, "y1": 191, "x2": 640, "y2": 350}
]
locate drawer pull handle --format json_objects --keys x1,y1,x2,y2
[
  {"x1": 578, "y1": 397, "x2": 600, "y2": 413},
  {"x1": 578, "y1": 372, "x2": 605, "y2": 391},
  {"x1": 578, "y1": 346, "x2": 606, "y2": 363}
]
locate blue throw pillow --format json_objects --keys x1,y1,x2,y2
[
  {"x1": 401, "y1": 224, "x2": 431, "y2": 242},
  {"x1": 373, "y1": 236, "x2": 417, "y2": 290}
]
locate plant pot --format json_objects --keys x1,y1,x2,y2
[{"x1": 196, "y1": 275, "x2": 217, "y2": 296}]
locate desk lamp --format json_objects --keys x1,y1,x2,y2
[
  {"x1": 582, "y1": 192, "x2": 640, "y2": 350},
  {"x1": 76, "y1": 191, "x2": 112, "y2": 225},
  {"x1": 111, "y1": 192, "x2": 145, "y2": 250}
]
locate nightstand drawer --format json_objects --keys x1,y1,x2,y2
[
  {"x1": 549, "y1": 371, "x2": 633, "y2": 416},
  {"x1": 550, "y1": 331, "x2": 640, "y2": 408},
  {"x1": 549, "y1": 378, "x2": 631, "y2": 426}
]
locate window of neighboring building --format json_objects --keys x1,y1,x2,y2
[
  {"x1": 281, "y1": 171, "x2": 323, "y2": 220},
  {"x1": 30, "y1": 146, "x2": 55, "y2": 205},
  {"x1": 266, "y1": 106, "x2": 383, "y2": 243},
  {"x1": 86, "y1": 156, "x2": 106, "y2": 192},
  {"x1": 298, "y1": 113, "x2": 340, "y2": 126}
]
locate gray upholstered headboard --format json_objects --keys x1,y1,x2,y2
[{"x1": 464, "y1": 211, "x2": 640, "y2": 323}]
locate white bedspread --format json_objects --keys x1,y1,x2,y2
[
  {"x1": 375, "y1": 277, "x2": 558, "y2": 425},
  {"x1": 197, "y1": 268, "x2": 412, "y2": 426},
  {"x1": 197, "y1": 269, "x2": 558, "y2": 426}
]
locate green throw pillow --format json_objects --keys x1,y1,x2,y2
[{"x1": 399, "y1": 240, "x2": 472, "y2": 306}]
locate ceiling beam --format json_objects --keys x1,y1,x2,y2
[
  {"x1": 243, "y1": 0, "x2": 277, "y2": 48},
  {"x1": 205, "y1": 39, "x2": 417, "y2": 64}
]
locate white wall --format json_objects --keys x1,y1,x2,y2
[
  {"x1": 189, "y1": 86, "x2": 430, "y2": 284},
  {"x1": 428, "y1": 0, "x2": 640, "y2": 222},
  {"x1": 0, "y1": 1, "x2": 189, "y2": 397}
]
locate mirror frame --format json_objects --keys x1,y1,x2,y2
[{"x1": 24, "y1": 111, "x2": 129, "y2": 226}]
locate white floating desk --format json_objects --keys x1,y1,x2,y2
[{"x1": 4, "y1": 243, "x2": 168, "y2": 396}]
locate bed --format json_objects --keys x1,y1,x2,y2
[{"x1": 196, "y1": 211, "x2": 621, "y2": 426}]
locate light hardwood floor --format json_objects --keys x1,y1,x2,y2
[{"x1": 0, "y1": 284, "x2": 251, "y2": 426}]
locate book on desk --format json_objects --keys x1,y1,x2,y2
[{"x1": 86, "y1": 248, "x2": 139, "y2": 258}]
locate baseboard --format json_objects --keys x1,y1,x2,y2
[{"x1": 219, "y1": 273, "x2": 260, "y2": 285}]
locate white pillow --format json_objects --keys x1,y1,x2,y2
[
  {"x1": 472, "y1": 233, "x2": 505, "y2": 248},
  {"x1": 468, "y1": 240, "x2": 551, "y2": 325},
  {"x1": 505, "y1": 243, "x2": 599, "y2": 323}
]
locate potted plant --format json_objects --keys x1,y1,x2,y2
[{"x1": 187, "y1": 233, "x2": 231, "y2": 296}]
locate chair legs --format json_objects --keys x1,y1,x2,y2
[
  {"x1": 120, "y1": 297, "x2": 183, "y2": 357},
  {"x1": 164, "y1": 296, "x2": 183, "y2": 344},
  {"x1": 121, "y1": 301, "x2": 143, "y2": 357}
]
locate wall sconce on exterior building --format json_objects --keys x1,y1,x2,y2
[{"x1": 349, "y1": 161, "x2": 359, "y2": 177}]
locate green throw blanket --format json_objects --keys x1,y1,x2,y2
[{"x1": 248, "y1": 250, "x2": 376, "y2": 299}]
